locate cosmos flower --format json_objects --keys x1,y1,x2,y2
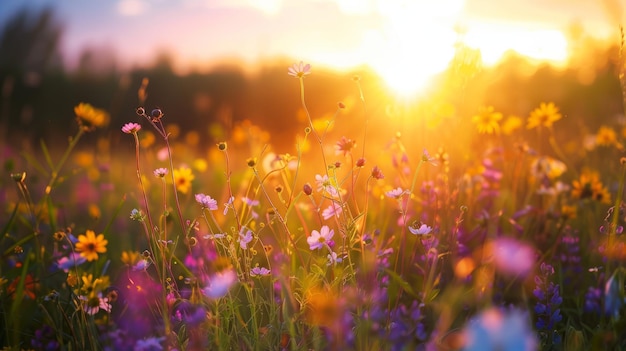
[
  {"x1": 315, "y1": 174, "x2": 339, "y2": 197},
  {"x1": 526, "y1": 102, "x2": 562, "y2": 129},
  {"x1": 80, "y1": 294, "x2": 112, "y2": 315},
  {"x1": 121, "y1": 122, "x2": 141, "y2": 134},
  {"x1": 288, "y1": 61, "x2": 311, "y2": 78},
  {"x1": 308, "y1": 225, "x2": 335, "y2": 250},
  {"x1": 385, "y1": 187, "x2": 408, "y2": 199},
  {"x1": 335, "y1": 136, "x2": 356, "y2": 156},
  {"x1": 153, "y1": 167, "x2": 168, "y2": 178},
  {"x1": 75, "y1": 230, "x2": 108, "y2": 262},
  {"x1": 321, "y1": 203, "x2": 343, "y2": 220}
]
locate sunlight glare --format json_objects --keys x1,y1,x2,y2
[
  {"x1": 463, "y1": 24, "x2": 568, "y2": 66},
  {"x1": 360, "y1": 0, "x2": 465, "y2": 98}
]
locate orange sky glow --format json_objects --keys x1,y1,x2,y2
[{"x1": 1, "y1": 0, "x2": 623, "y2": 95}]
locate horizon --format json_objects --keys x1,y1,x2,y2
[{"x1": 0, "y1": 0, "x2": 623, "y2": 96}]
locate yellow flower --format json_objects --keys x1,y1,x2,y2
[
  {"x1": 75, "y1": 230, "x2": 108, "y2": 261},
  {"x1": 121, "y1": 251, "x2": 141, "y2": 266},
  {"x1": 501, "y1": 115, "x2": 523, "y2": 135},
  {"x1": 571, "y1": 171, "x2": 611, "y2": 204},
  {"x1": 526, "y1": 102, "x2": 562, "y2": 129},
  {"x1": 74, "y1": 103, "x2": 110, "y2": 131},
  {"x1": 472, "y1": 106, "x2": 502, "y2": 134},
  {"x1": 173, "y1": 167, "x2": 195, "y2": 194},
  {"x1": 80, "y1": 273, "x2": 110, "y2": 296},
  {"x1": 596, "y1": 126, "x2": 617, "y2": 147}
]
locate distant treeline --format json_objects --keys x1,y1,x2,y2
[{"x1": 0, "y1": 6, "x2": 623, "y2": 149}]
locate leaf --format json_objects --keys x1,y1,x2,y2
[{"x1": 385, "y1": 268, "x2": 417, "y2": 297}]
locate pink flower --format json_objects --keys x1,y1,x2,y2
[
  {"x1": 307, "y1": 225, "x2": 334, "y2": 250},
  {"x1": 121, "y1": 122, "x2": 141, "y2": 134},
  {"x1": 202, "y1": 269, "x2": 237, "y2": 299},
  {"x1": 335, "y1": 136, "x2": 356, "y2": 156},
  {"x1": 195, "y1": 193, "x2": 218, "y2": 210},
  {"x1": 153, "y1": 167, "x2": 168, "y2": 178},
  {"x1": 315, "y1": 174, "x2": 339, "y2": 197},
  {"x1": 321, "y1": 203, "x2": 342, "y2": 220},
  {"x1": 385, "y1": 187, "x2": 407, "y2": 199},
  {"x1": 488, "y1": 237, "x2": 535, "y2": 277},
  {"x1": 288, "y1": 61, "x2": 311, "y2": 78},
  {"x1": 250, "y1": 267, "x2": 271, "y2": 277}
]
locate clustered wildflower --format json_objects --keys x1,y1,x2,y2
[{"x1": 534, "y1": 262, "x2": 563, "y2": 345}]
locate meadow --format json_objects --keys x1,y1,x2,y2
[{"x1": 2, "y1": 47, "x2": 626, "y2": 351}]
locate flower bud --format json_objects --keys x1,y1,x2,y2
[{"x1": 303, "y1": 183, "x2": 313, "y2": 195}]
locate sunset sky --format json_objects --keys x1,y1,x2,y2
[{"x1": 0, "y1": 0, "x2": 623, "y2": 94}]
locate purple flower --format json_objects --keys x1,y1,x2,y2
[
  {"x1": 195, "y1": 193, "x2": 218, "y2": 210},
  {"x1": 533, "y1": 263, "x2": 562, "y2": 333},
  {"x1": 239, "y1": 227, "x2": 253, "y2": 250},
  {"x1": 250, "y1": 267, "x2": 271, "y2": 276},
  {"x1": 202, "y1": 269, "x2": 237, "y2": 299},
  {"x1": 408, "y1": 222, "x2": 433, "y2": 235}
]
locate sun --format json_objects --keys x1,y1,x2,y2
[
  {"x1": 356, "y1": 1, "x2": 569, "y2": 99},
  {"x1": 359, "y1": 0, "x2": 464, "y2": 98}
]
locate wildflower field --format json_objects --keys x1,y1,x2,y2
[{"x1": 2, "y1": 51, "x2": 626, "y2": 351}]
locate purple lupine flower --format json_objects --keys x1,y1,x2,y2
[
  {"x1": 584, "y1": 286, "x2": 603, "y2": 314},
  {"x1": 533, "y1": 262, "x2": 562, "y2": 344}
]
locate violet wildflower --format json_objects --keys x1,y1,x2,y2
[
  {"x1": 250, "y1": 266, "x2": 271, "y2": 277},
  {"x1": 534, "y1": 262, "x2": 562, "y2": 345},
  {"x1": 584, "y1": 286, "x2": 602, "y2": 314},
  {"x1": 30, "y1": 325, "x2": 60, "y2": 351},
  {"x1": 239, "y1": 227, "x2": 253, "y2": 250},
  {"x1": 195, "y1": 193, "x2": 218, "y2": 210},
  {"x1": 488, "y1": 237, "x2": 535, "y2": 277},
  {"x1": 408, "y1": 221, "x2": 433, "y2": 235},
  {"x1": 223, "y1": 196, "x2": 235, "y2": 215},
  {"x1": 202, "y1": 269, "x2": 237, "y2": 299}
]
